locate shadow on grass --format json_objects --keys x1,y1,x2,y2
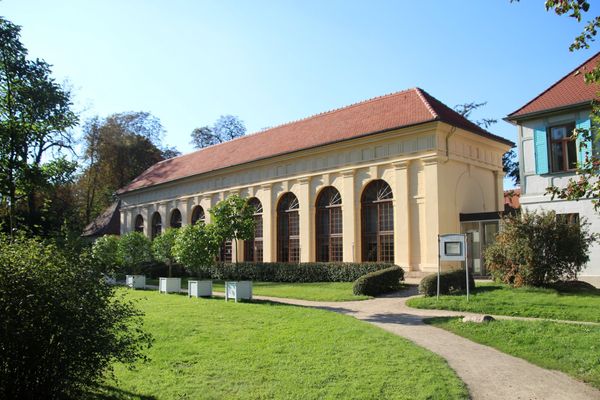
[{"x1": 84, "y1": 385, "x2": 156, "y2": 400}]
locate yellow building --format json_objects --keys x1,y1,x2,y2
[{"x1": 117, "y1": 88, "x2": 512, "y2": 274}]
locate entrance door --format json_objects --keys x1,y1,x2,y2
[{"x1": 461, "y1": 220, "x2": 500, "y2": 277}]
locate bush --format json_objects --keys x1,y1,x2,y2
[
  {"x1": 137, "y1": 260, "x2": 189, "y2": 279},
  {"x1": 208, "y1": 262, "x2": 396, "y2": 282},
  {"x1": 352, "y1": 266, "x2": 404, "y2": 296},
  {"x1": 419, "y1": 269, "x2": 475, "y2": 296},
  {"x1": 485, "y1": 210, "x2": 596, "y2": 287},
  {"x1": 173, "y1": 223, "x2": 221, "y2": 278},
  {"x1": 151, "y1": 228, "x2": 179, "y2": 277},
  {"x1": 0, "y1": 234, "x2": 152, "y2": 399},
  {"x1": 91, "y1": 234, "x2": 120, "y2": 274},
  {"x1": 117, "y1": 231, "x2": 153, "y2": 274}
]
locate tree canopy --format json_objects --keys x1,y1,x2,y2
[
  {"x1": 190, "y1": 115, "x2": 246, "y2": 149},
  {"x1": 0, "y1": 17, "x2": 78, "y2": 235},
  {"x1": 77, "y1": 112, "x2": 180, "y2": 225}
]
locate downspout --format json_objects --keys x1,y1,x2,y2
[{"x1": 442, "y1": 126, "x2": 457, "y2": 163}]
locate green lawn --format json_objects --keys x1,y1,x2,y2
[
  {"x1": 407, "y1": 283, "x2": 600, "y2": 322},
  {"x1": 426, "y1": 317, "x2": 600, "y2": 389},
  {"x1": 103, "y1": 290, "x2": 468, "y2": 400},
  {"x1": 146, "y1": 278, "x2": 371, "y2": 301}
]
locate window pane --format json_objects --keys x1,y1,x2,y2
[
  {"x1": 551, "y1": 142, "x2": 564, "y2": 171},
  {"x1": 567, "y1": 140, "x2": 577, "y2": 169},
  {"x1": 379, "y1": 234, "x2": 394, "y2": 263},
  {"x1": 551, "y1": 127, "x2": 566, "y2": 140},
  {"x1": 379, "y1": 202, "x2": 394, "y2": 232},
  {"x1": 330, "y1": 207, "x2": 342, "y2": 235}
]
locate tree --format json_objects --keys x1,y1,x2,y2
[
  {"x1": 0, "y1": 17, "x2": 78, "y2": 235},
  {"x1": 190, "y1": 115, "x2": 246, "y2": 149},
  {"x1": 512, "y1": 1, "x2": 600, "y2": 210},
  {"x1": 0, "y1": 234, "x2": 152, "y2": 399},
  {"x1": 91, "y1": 234, "x2": 120, "y2": 274},
  {"x1": 151, "y1": 228, "x2": 178, "y2": 277},
  {"x1": 209, "y1": 195, "x2": 256, "y2": 263},
  {"x1": 172, "y1": 222, "x2": 221, "y2": 277},
  {"x1": 454, "y1": 101, "x2": 520, "y2": 185},
  {"x1": 77, "y1": 112, "x2": 180, "y2": 225},
  {"x1": 116, "y1": 231, "x2": 153, "y2": 274},
  {"x1": 484, "y1": 210, "x2": 595, "y2": 287}
]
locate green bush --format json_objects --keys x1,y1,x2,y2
[
  {"x1": 352, "y1": 266, "x2": 404, "y2": 296},
  {"x1": 209, "y1": 262, "x2": 396, "y2": 282},
  {"x1": 151, "y1": 228, "x2": 179, "y2": 277},
  {"x1": 91, "y1": 234, "x2": 120, "y2": 274},
  {"x1": 137, "y1": 260, "x2": 189, "y2": 279},
  {"x1": 485, "y1": 210, "x2": 595, "y2": 287},
  {"x1": 117, "y1": 231, "x2": 153, "y2": 274},
  {"x1": 419, "y1": 269, "x2": 475, "y2": 296},
  {"x1": 0, "y1": 234, "x2": 152, "y2": 399}
]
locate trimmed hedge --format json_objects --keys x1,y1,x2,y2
[
  {"x1": 353, "y1": 266, "x2": 404, "y2": 296},
  {"x1": 419, "y1": 269, "x2": 475, "y2": 297},
  {"x1": 208, "y1": 262, "x2": 396, "y2": 283}
]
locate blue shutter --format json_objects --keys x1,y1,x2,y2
[
  {"x1": 533, "y1": 127, "x2": 549, "y2": 174},
  {"x1": 575, "y1": 118, "x2": 592, "y2": 166}
]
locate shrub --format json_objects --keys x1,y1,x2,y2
[
  {"x1": 419, "y1": 269, "x2": 475, "y2": 296},
  {"x1": 0, "y1": 234, "x2": 152, "y2": 399},
  {"x1": 117, "y1": 231, "x2": 153, "y2": 274},
  {"x1": 485, "y1": 210, "x2": 596, "y2": 287},
  {"x1": 208, "y1": 262, "x2": 396, "y2": 282},
  {"x1": 173, "y1": 223, "x2": 221, "y2": 278},
  {"x1": 151, "y1": 228, "x2": 179, "y2": 277},
  {"x1": 137, "y1": 260, "x2": 189, "y2": 279},
  {"x1": 353, "y1": 266, "x2": 404, "y2": 296},
  {"x1": 91, "y1": 234, "x2": 120, "y2": 274}
]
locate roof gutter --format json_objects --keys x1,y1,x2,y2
[{"x1": 504, "y1": 101, "x2": 593, "y2": 124}]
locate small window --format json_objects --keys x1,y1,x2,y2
[
  {"x1": 548, "y1": 123, "x2": 577, "y2": 173},
  {"x1": 557, "y1": 213, "x2": 579, "y2": 225}
]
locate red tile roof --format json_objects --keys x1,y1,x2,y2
[
  {"x1": 508, "y1": 51, "x2": 600, "y2": 120},
  {"x1": 118, "y1": 88, "x2": 513, "y2": 194}
]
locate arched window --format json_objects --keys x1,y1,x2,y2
[
  {"x1": 277, "y1": 192, "x2": 300, "y2": 263},
  {"x1": 134, "y1": 214, "x2": 144, "y2": 233},
  {"x1": 361, "y1": 180, "x2": 394, "y2": 262},
  {"x1": 244, "y1": 198, "x2": 263, "y2": 262},
  {"x1": 191, "y1": 206, "x2": 205, "y2": 225},
  {"x1": 170, "y1": 209, "x2": 182, "y2": 228},
  {"x1": 316, "y1": 187, "x2": 343, "y2": 262},
  {"x1": 151, "y1": 212, "x2": 162, "y2": 239}
]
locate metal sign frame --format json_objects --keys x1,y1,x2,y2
[{"x1": 437, "y1": 234, "x2": 470, "y2": 301}]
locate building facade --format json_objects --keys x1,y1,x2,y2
[
  {"x1": 507, "y1": 52, "x2": 600, "y2": 286},
  {"x1": 118, "y1": 88, "x2": 512, "y2": 274}
]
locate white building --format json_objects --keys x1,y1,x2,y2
[{"x1": 507, "y1": 52, "x2": 600, "y2": 287}]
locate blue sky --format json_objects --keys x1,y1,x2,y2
[{"x1": 3, "y1": 1, "x2": 598, "y2": 166}]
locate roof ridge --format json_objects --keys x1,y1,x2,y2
[
  {"x1": 150, "y1": 88, "x2": 422, "y2": 166},
  {"x1": 414, "y1": 87, "x2": 439, "y2": 119},
  {"x1": 508, "y1": 50, "x2": 600, "y2": 117}
]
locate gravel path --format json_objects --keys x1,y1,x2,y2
[{"x1": 244, "y1": 287, "x2": 600, "y2": 400}]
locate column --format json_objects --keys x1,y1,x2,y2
[
  {"x1": 392, "y1": 161, "x2": 411, "y2": 269},
  {"x1": 341, "y1": 169, "x2": 357, "y2": 262},
  {"x1": 298, "y1": 177, "x2": 312, "y2": 262},
  {"x1": 422, "y1": 156, "x2": 440, "y2": 271},
  {"x1": 260, "y1": 183, "x2": 275, "y2": 262}
]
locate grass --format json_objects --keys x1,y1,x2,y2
[
  {"x1": 426, "y1": 317, "x2": 600, "y2": 389},
  {"x1": 145, "y1": 278, "x2": 371, "y2": 301},
  {"x1": 407, "y1": 282, "x2": 600, "y2": 322},
  {"x1": 106, "y1": 290, "x2": 468, "y2": 400}
]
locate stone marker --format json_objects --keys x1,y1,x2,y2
[{"x1": 462, "y1": 315, "x2": 495, "y2": 323}]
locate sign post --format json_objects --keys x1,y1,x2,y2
[{"x1": 438, "y1": 234, "x2": 469, "y2": 301}]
